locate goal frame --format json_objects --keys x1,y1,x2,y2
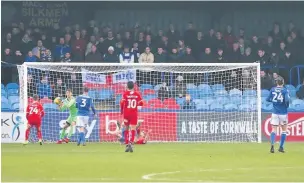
[{"x1": 20, "y1": 62, "x2": 262, "y2": 143}]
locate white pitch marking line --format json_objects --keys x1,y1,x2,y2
[{"x1": 142, "y1": 166, "x2": 304, "y2": 181}]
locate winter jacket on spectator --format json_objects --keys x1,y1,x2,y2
[
  {"x1": 192, "y1": 36, "x2": 205, "y2": 60},
  {"x1": 167, "y1": 28, "x2": 180, "y2": 44},
  {"x1": 224, "y1": 31, "x2": 236, "y2": 49},
  {"x1": 138, "y1": 52, "x2": 154, "y2": 63},
  {"x1": 71, "y1": 37, "x2": 86, "y2": 61},
  {"x1": 154, "y1": 53, "x2": 167, "y2": 63},
  {"x1": 215, "y1": 52, "x2": 227, "y2": 63},
  {"x1": 119, "y1": 52, "x2": 134, "y2": 63},
  {"x1": 181, "y1": 53, "x2": 196, "y2": 63},
  {"x1": 183, "y1": 26, "x2": 197, "y2": 48},
  {"x1": 182, "y1": 99, "x2": 196, "y2": 110},
  {"x1": 20, "y1": 37, "x2": 34, "y2": 55},
  {"x1": 296, "y1": 84, "x2": 304, "y2": 99},
  {"x1": 280, "y1": 52, "x2": 295, "y2": 68},
  {"x1": 61, "y1": 56, "x2": 72, "y2": 63},
  {"x1": 40, "y1": 51, "x2": 53, "y2": 62},
  {"x1": 227, "y1": 49, "x2": 241, "y2": 63},
  {"x1": 103, "y1": 53, "x2": 119, "y2": 63},
  {"x1": 3, "y1": 49, "x2": 13, "y2": 63},
  {"x1": 14, "y1": 53, "x2": 24, "y2": 64},
  {"x1": 158, "y1": 84, "x2": 170, "y2": 101},
  {"x1": 168, "y1": 52, "x2": 181, "y2": 63},
  {"x1": 200, "y1": 50, "x2": 214, "y2": 63},
  {"x1": 25, "y1": 55, "x2": 38, "y2": 62},
  {"x1": 37, "y1": 82, "x2": 52, "y2": 99},
  {"x1": 54, "y1": 44, "x2": 71, "y2": 61},
  {"x1": 85, "y1": 51, "x2": 102, "y2": 62},
  {"x1": 104, "y1": 37, "x2": 116, "y2": 50},
  {"x1": 173, "y1": 79, "x2": 187, "y2": 98},
  {"x1": 261, "y1": 73, "x2": 273, "y2": 90},
  {"x1": 32, "y1": 46, "x2": 46, "y2": 59},
  {"x1": 131, "y1": 48, "x2": 140, "y2": 62}
]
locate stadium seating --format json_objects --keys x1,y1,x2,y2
[
  {"x1": 215, "y1": 96, "x2": 230, "y2": 105},
  {"x1": 7, "y1": 89, "x2": 19, "y2": 96},
  {"x1": 115, "y1": 95, "x2": 122, "y2": 105},
  {"x1": 43, "y1": 103, "x2": 58, "y2": 111},
  {"x1": 40, "y1": 97, "x2": 53, "y2": 105},
  {"x1": 143, "y1": 89, "x2": 156, "y2": 95},
  {"x1": 243, "y1": 89, "x2": 257, "y2": 97},
  {"x1": 163, "y1": 98, "x2": 177, "y2": 106},
  {"x1": 224, "y1": 103, "x2": 238, "y2": 111},
  {"x1": 199, "y1": 89, "x2": 213, "y2": 97},
  {"x1": 186, "y1": 83, "x2": 197, "y2": 89},
  {"x1": 1, "y1": 83, "x2": 5, "y2": 90},
  {"x1": 296, "y1": 84, "x2": 302, "y2": 91},
  {"x1": 154, "y1": 84, "x2": 163, "y2": 91},
  {"x1": 1, "y1": 102, "x2": 11, "y2": 110},
  {"x1": 288, "y1": 89, "x2": 297, "y2": 98},
  {"x1": 2, "y1": 96, "x2": 9, "y2": 104},
  {"x1": 229, "y1": 88, "x2": 242, "y2": 96},
  {"x1": 230, "y1": 96, "x2": 242, "y2": 105},
  {"x1": 8, "y1": 96, "x2": 19, "y2": 105},
  {"x1": 292, "y1": 99, "x2": 304, "y2": 106},
  {"x1": 1, "y1": 89, "x2": 7, "y2": 97},
  {"x1": 11, "y1": 102, "x2": 19, "y2": 110},
  {"x1": 147, "y1": 98, "x2": 164, "y2": 109},
  {"x1": 211, "y1": 84, "x2": 225, "y2": 91},
  {"x1": 213, "y1": 90, "x2": 228, "y2": 97},
  {"x1": 111, "y1": 84, "x2": 126, "y2": 95},
  {"x1": 176, "y1": 97, "x2": 185, "y2": 106},
  {"x1": 187, "y1": 89, "x2": 200, "y2": 99},
  {"x1": 261, "y1": 89, "x2": 270, "y2": 97},
  {"x1": 198, "y1": 84, "x2": 211, "y2": 91},
  {"x1": 143, "y1": 94, "x2": 157, "y2": 102},
  {"x1": 140, "y1": 84, "x2": 154, "y2": 92},
  {"x1": 88, "y1": 89, "x2": 97, "y2": 99},
  {"x1": 196, "y1": 103, "x2": 210, "y2": 110},
  {"x1": 239, "y1": 103, "x2": 253, "y2": 111},
  {"x1": 6, "y1": 83, "x2": 19, "y2": 90},
  {"x1": 285, "y1": 84, "x2": 296, "y2": 91},
  {"x1": 261, "y1": 103, "x2": 273, "y2": 112},
  {"x1": 98, "y1": 89, "x2": 114, "y2": 100},
  {"x1": 210, "y1": 103, "x2": 224, "y2": 111}
]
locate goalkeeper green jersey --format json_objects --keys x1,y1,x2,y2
[{"x1": 60, "y1": 97, "x2": 78, "y2": 117}]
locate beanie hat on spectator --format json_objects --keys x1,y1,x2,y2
[{"x1": 108, "y1": 46, "x2": 114, "y2": 51}]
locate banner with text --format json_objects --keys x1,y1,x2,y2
[
  {"x1": 1, "y1": 112, "x2": 25, "y2": 143},
  {"x1": 112, "y1": 69, "x2": 137, "y2": 84},
  {"x1": 20, "y1": 1, "x2": 70, "y2": 27},
  {"x1": 262, "y1": 112, "x2": 304, "y2": 142},
  {"x1": 177, "y1": 112, "x2": 259, "y2": 142},
  {"x1": 99, "y1": 112, "x2": 177, "y2": 142},
  {"x1": 81, "y1": 68, "x2": 107, "y2": 85}
]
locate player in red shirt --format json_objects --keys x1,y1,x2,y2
[
  {"x1": 24, "y1": 94, "x2": 45, "y2": 145},
  {"x1": 120, "y1": 81, "x2": 143, "y2": 152}
]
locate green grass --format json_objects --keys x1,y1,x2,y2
[{"x1": 2, "y1": 143, "x2": 304, "y2": 182}]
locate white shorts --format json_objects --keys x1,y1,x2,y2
[
  {"x1": 271, "y1": 114, "x2": 288, "y2": 126},
  {"x1": 76, "y1": 116, "x2": 89, "y2": 127}
]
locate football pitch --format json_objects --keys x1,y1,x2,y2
[{"x1": 2, "y1": 143, "x2": 304, "y2": 182}]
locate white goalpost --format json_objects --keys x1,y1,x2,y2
[{"x1": 18, "y1": 63, "x2": 261, "y2": 143}]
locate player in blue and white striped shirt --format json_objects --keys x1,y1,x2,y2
[
  {"x1": 76, "y1": 87, "x2": 96, "y2": 146},
  {"x1": 266, "y1": 77, "x2": 290, "y2": 153}
]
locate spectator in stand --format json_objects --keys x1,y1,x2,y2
[
  {"x1": 154, "y1": 47, "x2": 167, "y2": 63},
  {"x1": 115, "y1": 41, "x2": 123, "y2": 55},
  {"x1": 271, "y1": 72, "x2": 281, "y2": 87},
  {"x1": 286, "y1": 21, "x2": 295, "y2": 37},
  {"x1": 71, "y1": 30, "x2": 86, "y2": 61},
  {"x1": 118, "y1": 23, "x2": 126, "y2": 36},
  {"x1": 167, "y1": 23, "x2": 180, "y2": 45},
  {"x1": 119, "y1": 46, "x2": 134, "y2": 63},
  {"x1": 290, "y1": 30, "x2": 301, "y2": 57},
  {"x1": 116, "y1": 32, "x2": 122, "y2": 43},
  {"x1": 27, "y1": 74, "x2": 37, "y2": 97},
  {"x1": 240, "y1": 47, "x2": 254, "y2": 63},
  {"x1": 137, "y1": 32, "x2": 145, "y2": 53},
  {"x1": 193, "y1": 31, "x2": 205, "y2": 60},
  {"x1": 215, "y1": 48, "x2": 226, "y2": 63},
  {"x1": 93, "y1": 27, "x2": 101, "y2": 39},
  {"x1": 104, "y1": 31, "x2": 116, "y2": 50},
  {"x1": 278, "y1": 41, "x2": 287, "y2": 60},
  {"x1": 181, "y1": 46, "x2": 196, "y2": 63},
  {"x1": 85, "y1": 35, "x2": 98, "y2": 56},
  {"x1": 67, "y1": 73, "x2": 82, "y2": 96},
  {"x1": 255, "y1": 48, "x2": 268, "y2": 66},
  {"x1": 81, "y1": 29, "x2": 89, "y2": 42},
  {"x1": 144, "y1": 34, "x2": 154, "y2": 52},
  {"x1": 227, "y1": 42, "x2": 241, "y2": 63},
  {"x1": 40, "y1": 49, "x2": 53, "y2": 62},
  {"x1": 14, "y1": 50, "x2": 24, "y2": 64},
  {"x1": 182, "y1": 94, "x2": 196, "y2": 110},
  {"x1": 3, "y1": 33, "x2": 14, "y2": 51},
  {"x1": 65, "y1": 33, "x2": 72, "y2": 46},
  {"x1": 132, "y1": 22, "x2": 140, "y2": 42},
  {"x1": 131, "y1": 42, "x2": 140, "y2": 62},
  {"x1": 41, "y1": 33, "x2": 51, "y2": 50},
  {"x1": 241, "y1": 69, "x2": 254, "y2": 90},
  {"x1": 155, "y1": 30, "x2": 164, "y2": 46},
  {"x1": 37, "y1": 75, "x2": 52, "y2": 99},
  {"x1": 123, "y1": 31, "x2": 133, "y2": 48},
  {"x1": 25, "y1": 51, "x2": 38, "y2": 62},
  {"x1": 64, "y1": 26, "x2": 72, "y2": 35},
  {"x1": 168, "y1": 47, "x2": 181, "y2": 63},
  {"x1": 173, "y1": 75, "x2": 187, "y2": 98},
  {"x1": 183, "y1": 22, "x2": 196, "y2": 48},
  {"x1": 239, "y1": 28, "x2": 246, "y2": 40},
  {"x1": 238, "y1": 38, "x2": 246, "y2": 55},
  {"x1": 269, "y1": 22, "x2": 284, "y2": 46},
  {"x1": 296, "y1": 79, "x2": 304, "y2": 99},
  {"x1": 138, "y1": 47, "x2": 154, "y2": 63},
  {"x1": 205, "y1": 28, "x2": 216, "y2": 51},
  {"x1": 178, "y1": 40, "x2": 186, "y2": 55},
  {"x1": 61, "y1": 52, "x2": 72, "y2": 62},
  {"x1": 159, "y1": 36, "x2": 170, "y2": 53},
  {"x1": 264, "y1": 36, "x2": 276, "y2": 55},
  {"x1": 85, "y1": 45, "x2": 102, "y2": 62},
  {"x1": 103, "y1": 46, "x2": 119, "y2": 63},
  {"x1": 53, "y1": 77, "x2": 66, "y2": 99},
  {"x1": 269, "y1": 52, "x2": 280, "y2": 73},
  {"x1": 215, "y1": 31, "x2": 226, "y2": 50},
  {"x1": 20, "y1": 34, "x2": 34, "y2": 56},
  {"x1": 200, "y1": 47, "x2": 214, "y2": 63},
  {"x1": 97, "y1": 37, "x2": 107, "y2": 55},
  {"x1": 32, "y1": 40, "x2": 46, "y2": 59},
  {"x1": 224, "y1": 25, "x2": 236, "y2": 49},
  {"x1": 158, "y1": 82, "x2": 170, "y2": 101},
  {"x1": 250, "y1": 35, "x2": 262, "y2": 56},
  {"x1": 3, "y1": 48, "x2": 13, "y2": 62},
  {"x1": 144, "y1": 24, "x2": 153, "y2": 36},
  {"x1": 54, "y1": 37, "x2": 71, "y2": 62},
  {"x1": 282, "y1": 50, "x2": 296, "y2": 85},
  {"x1": 51, "y1": 23, "x2": 61, "y2": 39},
  {"x1": 260, "y1": 70, "x2": 273, "y2": 90}
]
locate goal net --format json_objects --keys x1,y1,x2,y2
[{"x1": 18, "y1": 63, "x2": 261, "y2": 143}]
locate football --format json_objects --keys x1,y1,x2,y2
[{"x1": 54, "y1": 97, "x2": 62, "y2": 105}]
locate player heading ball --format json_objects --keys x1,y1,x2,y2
[
  {"x1": 266, "y1": 77, "x2": 290, "y2": 153},
  {"x1": 120, "y1": 81, "x2": 143, "y2": 153}
]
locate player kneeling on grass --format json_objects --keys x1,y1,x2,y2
[
  {"x1": 120, "y1": 81, "x2": 143, "y2": 153},
  {"x1": 24, "y1": 94, "x2": 45, "y2": 145},
  {"x1": 54, "y1": 89, "x2": 78, "y2": 144},
  {"x1": 266, "y1": 77, "x2": 289, "y2": 153},
  {"x1": 75, "y1": 87, "x2": 96, "y2": 146}
]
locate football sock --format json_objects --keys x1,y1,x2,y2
[
  {"x1": 280, "y1": 131, "x2": 287, "y2": 148},
  {"x1": 67, "y1": 127, "x2": 73, "y2": 139},
  {"x1": 124, "y1": 130, "x2": 129, "y2": 144},
  {"x1": 37, "y1": 128, "x2": 42, "y2": 140},
  {"x1": 78, "y1": 132, "x2": 84, "y2": 144},
  {"x1": 59, "y1": 129, "x2": 66, "y2": 140},
  {"x1": 270, "y1": 132, "x2": 276, "y2": 145},
  {"x1": 25, "y1": 128, "x2": 30, "y2": 141},
  {"x1": 130, "y1": 130, "x2": 136, "y2": 143}
]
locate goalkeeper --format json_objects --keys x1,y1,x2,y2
[{"x1": 54, "y1": 89, "x2": 78, "y2": 144}]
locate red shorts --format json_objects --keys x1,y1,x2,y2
[
  {"x1": 28, "y1": 121, "x2": 41, "y2": 128},
  {"x1": 123, "y1": 115, "x2": 137, "y2": 126},
  {"x1": 136, "y1": 138, "x2": 146, "y2": 144}
]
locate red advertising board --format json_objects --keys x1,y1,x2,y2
[
  {"x1": 99, "y1": 112, "x2": 177, "y2": 142},
  {"x1": 263, "y1": 113, "x2": 304, "y2": 142}
]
